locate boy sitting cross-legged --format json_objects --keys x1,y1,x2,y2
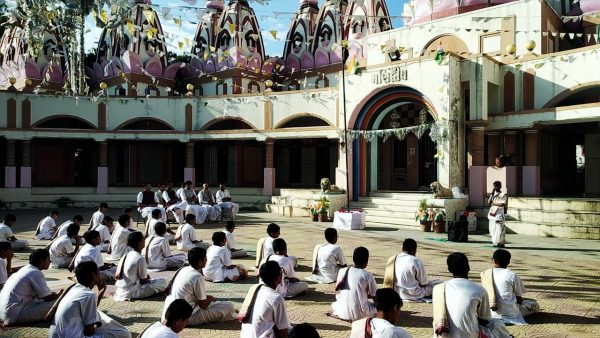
[{"x1": 203, "y1": 231, "x2": 247, "y2": 282}]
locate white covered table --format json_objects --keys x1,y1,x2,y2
[{"x1": 333, "y1": 211, "x2": 366, "y2": 230}]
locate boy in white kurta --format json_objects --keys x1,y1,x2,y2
[
  {"x1": 114, "y1": 231, "x2": 167, "y2": 301},
  {"x1": 255, "y1": 223, "x2": 297, "y2": 268},
  {"x1": 34, "y1": 211, "x2": 59, "y2": 240},
  {"x1": 308, "y1": 227, "x2": 347, "y2": 284},
  {"x1": 163, "y1": 247, "x2": 236, "y2": 325},
  {"x1": 482, "y1": 249, "x2": 536, "y2": 325},
  {"x1": 203, "y1": 232, "x2": 247, "y2": 282},
  {"x1": 262, "y1": 238, "x2": 308, "y2": 299},
  {"x1": 88, "y1": 203, "x2": 108, "y2": 231},
  {"x1": 52, "y1": 215, "x2": 85, "y2": 245},
  {"x1": 0, "y1": 242, "x2": 18, "y2": 290},
  {"x1": 142, "y1": 299, "x2": 193, "y2": 338},
  {"x1": 0, "y1": 214, "x2": 29, "y2": 251},
  {"x1": 240, "y1": 260, "x2": 292, "y2": 338},
  {"x1": 48, "y1": 261, "x2": 130, "y2": 338},
  {"x1": 0, "y1": 249, "x2": 62, "y2": 325},
  {"x1": 433, "y1": 252, "x2": 494, "y2": 338},
  {"x1": 175, "y1": 214, "x2": 209, "y2": 251},
  {"x1": 144, "y1": 222, "x2": 186, "y2": 271},
  {"x1": 91, "y1": 215, "x2": 112, "y2": 252},
  {"x1": 223, "y1": 221, "x2": 248, "y2": 258},
  {"x1": 108, "y1": 214, "x2": 132, "y2": 261},
  {"x1": 331, "y1": 246, "x2": 377, "y2": 322},
  {"x1": 73, "y1": 231, "x2": 116, "y2": 283},
  {"x1": 145, "y1": 209, "x2": 176, "y2": 242},
  {"x1": 350, "y1": 288, "x2": 413, "y2": 338},
  {"x1": 49, "y1": 223, "x2": 81, "y2": 269},
  {"x1": 390, "y1": 238, "x2": 439, "y2": 300}
]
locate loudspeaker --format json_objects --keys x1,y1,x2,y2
[{"x1": 448, "y1": 217, "x2": 469, "y2": 242}]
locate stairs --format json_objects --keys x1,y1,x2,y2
[
  {"x1": 349, "y1": 191, "x2": 432, "y2": 229},
  {"x1": 500, "y1": 197, "x2": 600, "y2": 239}
]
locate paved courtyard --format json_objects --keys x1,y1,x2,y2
[{"x1": 1, "y1": 208, "x2": 599, "y2": 338}]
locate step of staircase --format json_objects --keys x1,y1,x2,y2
[{"x1": 349, "y1": 191, "x2": 431, "y2": 228}]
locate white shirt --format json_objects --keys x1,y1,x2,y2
[
  {"x1": 49, "y1": 236, "x2": 74, "y2": 264},
  {"x1": 91, "y1": 224, "x2": 111, "y2": 244},
  {"x1": 223, "y1": 230, "x2": 237, "y2": 250},
  {"x1": 316, "y1": 243, "x2": 347, "y2": 282},
  {"x1": 163, "y1": 266, "x2": 206, "y2": 318},
  {"x1": 0, "y1": 223, "x2": 14, "y2": 240},
  {"x1": 351, "y1": 317, "x2": 413, "y2": 338},
  {"x1": 0, "y1": 258, "x2": 7, "y2": 285},
  {"x1": 55, "y1": 221, "x2": 73, "y2": 238},
  {"x1": 90, "y1": 211, "x2": 105, "y2": 230},
  {"x1": 38, "y1": 216, "x2": 56, "y2": 234},
  {"x1": 74, "y1": 243, "x2": 104, "y2": 269},
  {"x1": 491, "y1": 268, "x2": 527, "y2": 324},
  {"x1": 146, "y1": 218, "x2": 160, "y2": 237},
  {"x1": 115, "y1": 251, "x2": 147, "y2": 301},
  {"x1": 203, "y1": 245, "x2": 233, "y2": 282},
  {"x1": 262, "y1": 236, "x2": 275, "y2": 257},
  {"x1": 49, "y1": 283, "x2": 100, "y2": 338},
  {"x1": 141, "y1": 321, "x2": 178, "y2": 338},
  {"x1": 144, "y1": 236, "x2": 172, "y2": 270},
  {"x1": 332, "y1": 267, "x2": 378, "y2": 321},
  {"x1": 110, "y1": 226, "x2": 130, "y2": 260},
  {"x1": 215, "y1": 189, "x2": 231, "y2": 204},
  {"x1": 264, "y1": 254, "x2": 297, "y2": 296},
  {"x1": 394, "y1": 253, "x2": 429, "y2": 300},
  {"x1": 180, "y1": 188, "x2": 197, "y2": 203},
  {"x1": 0, "y1": 264, "x2": 52, "y2": 321},
  {"x1": 442, "y1": 278, "x2": 491, "y2": 338},
  {"x1": 176, "y1": 223, "x2": 199, "y2": 251},
  {"x1": 240, "y1": 285, "x2": 292, "y2": 338}
]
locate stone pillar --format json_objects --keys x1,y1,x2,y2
[
  {"x1": 184, "y1": 142, "x2": 195, "y2": 183},
  {"x1": 263, "y1": 139, "x2": 275, "y2": 195},
  {"x1": 4, "y1": 140, "x2": 17, "y2": 188},
  {"x1": 97, "y1": 141, "x2": 108, "y2": 194},
  {"x1": 20, "y1": 140, "x2": 32, "y2": 188},
  {"x1": 468, "y1": 127, "x2": 487, "y2": 206},
  {"x1": 523, "y1": 129, "x2": 541, "y2": 196}
]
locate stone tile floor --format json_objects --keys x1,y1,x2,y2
[{"x1": 0, "y1": 208, "x2": 599, "y2": 338}]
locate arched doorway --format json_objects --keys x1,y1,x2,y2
[{"x1": 350, "y1": 86, "x2": 439, "y2": 199}]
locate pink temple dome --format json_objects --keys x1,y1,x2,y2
[
  {"x1": 299, "y1": 0, "x2": 318, "y2": 5},
  {"x1": 207, "y1": 0, "x2": 224, "y2": 10},
  {"x1": 414, "y1": 0, "x2": 517, "y2": 24}
]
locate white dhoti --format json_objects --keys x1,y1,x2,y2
[
  {"x1": 6, "y1": 299, "x2": 55, "y2": 325},
  {"x1": 128, "y1": 278, "x2": 167, "y2": 300},
  {"x1": 488, "y1": 213, "x2": 506, "y2": 246},
  {"x1": 189, "y1": 301, "x2": 236, "y2": 325},
  {"x1": 94, "y1": 311, "x2": 131, "y2": 338},
  {"x1": 140, "y1": 207, "x2": 167, "y2": 223},
  {"x1": 51, "y1": 256, "x2": 73, "y2": 269},
  {"x1": 218, "y1": 202, "x2": 239, "y2": 220},
  {"x1": 520, "y1": 299, "x2": 540, "y2": 317},
  {"x1": 7, "y1": 240, "x2": 29, "y2": 251},
  {"x1": 185, "y1": 205, "x2": 207, "y2": 224},
  {"x1": 285, "y1": 281, "x2": 309, "y2": 299},
  {"x1": 34, "y1": 231, "x2": 54, "y2": 241},
  {"x1": 202, "y1": 205, "x2": 221, "y2": 222},
  {"x1": 167, "y1": 201, "x2": 188, "y2": 225},
  {"x1": 165, "y1": 254, "x2": 187, "y2": 269},
  {"x1": 100, "y1": 266, "x2": 117, "y2": 283}
]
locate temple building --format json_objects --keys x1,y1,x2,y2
[{"x1": 1, "y1": 0, "x2": 599, "y2": 239}]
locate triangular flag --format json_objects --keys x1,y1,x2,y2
[
  {"x1": 143, "y1": 10, "x2": 155, "y2": 25},
  {"x1": 174, "y1": 18, "x2": 182, "y2": 28},
  {"x1": 270, "y1": 30, "x2": 278, "y2": 39},
  {"x1": 228, "y1": 23, "x2": 236, "y2": 33}
]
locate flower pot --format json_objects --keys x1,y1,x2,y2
[
  {"x1": 420, "y1": 220, "x2": 432, "y2": 232},
  {"x1": 310, "y1": 214, "x2": 318, "y2": 222},
  {"x1": 318, "y1": 212, "x2": 329, "y2": 222},
  {"x1": 433, "y1": 221, "x2": 446, "y2": 233}
]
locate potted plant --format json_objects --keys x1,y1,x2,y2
[
  {"x1": 432, "y1": 209, "x2": 446, "y2": 233},
  {"x1": 314, "y1": 196, "x2": 331, "y2": 222},
  {"x1": 309, "y1": 207, "x2": 319, "y2": 221},
  {"x1": 415, "y1": 199, "x2": 432, "y2": 232}
]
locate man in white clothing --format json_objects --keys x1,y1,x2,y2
[
  {"x1": 176, "y1": 214, "x2": 209, "y2": 251},
  {"x1": 180, "y1": 181, "x2": 208, "y2": 224},
  {"x1": 239, "y1": 260, "x2": 292, "y2": 338},
  {"x1": 488, "y1": 181, "x2": 508, "y2": 248},
  {"x1": 137, "y1": 184, "x2": 166, "y2": 223},
  {"x1": 432, "y1": 252, "x2": 493, "y2": 338},
  {"x1": 223, "y1": 221, "x2": 247, "y2": 258},
  {"x1": 145, "y1": 209, "x2": 176, "y2": 242},
  {"x1": 91, "y1": 215, "x2": 113, "y2": 252},
  {"x1": 0, "y1": 214, "x2": 29, "y2": 251},
  {"x1": 141, "y1": 299, "x2": 193, "y2": 338},
  {"x1": 88, "y1": 203, "x2": 108, "y2": 232},
  {"x1": 199, "y1": 183, "x2": 221, "y2": 222},
  {"x1": 262, "y1": 238, "x2": 307, "y2": 299},
  {"x1": 163, "y1": 247, "x2": 236, "y2": 326},
  {"x1": 216, "y1": 184, "x2": 239, "y2": 220},
  {"x1": 308, "y1": 227, "x2": 347, "y2": 284},
  {"x1": 255, "y1": 223, "x2": 298, "y2": 268},
  {"x1": 0, "y1": 249, "x2": 62, "y2": 325},
  {"x1": 350, "y1": 288, "x2": 413, "y2": 338},
  {"x1": 49, "y1": 223, "x2": 81, "y2": 269},
  {"x1": 48, "y1": 261, "x2": 130, "y2": 338},
  {"x1": 34, "y1": 210, "x2": 59, "y2": 240},
  {"x1": 114, "y1": 232, "x2": 166, "y2": 301},
  {"x1": 163, "y1": 182, "x2": 186, "y2": 225},
  {"x1": 73, "y1": 231, "x2": 116, "y2": 283},
  {"x1": 203, "y1": 232, "x2": 247, "y2": 282},
  {"x1": 108, "y1": 214, "x2": 132, "y2": 261},
  {"x1": 387, "y1": 238, "x2": 440, "y2": 301},
  {"x1": 144, "y1": 222, "x2": 186, "y2": 271},
  {"x1": 52, "y1": 215, "x2": 85, "y2": 244}
]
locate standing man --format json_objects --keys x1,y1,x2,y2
[{"x1": 487, "y1": 181, "x2": 508, "y2": 248}]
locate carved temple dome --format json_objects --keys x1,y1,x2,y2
[{"x1": 406, "y1": 0, "x2": 517, "y2": 25}]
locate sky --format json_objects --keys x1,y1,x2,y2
[{"x1": 85, "y1": 0, "x2": 407, "y2": 57}]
